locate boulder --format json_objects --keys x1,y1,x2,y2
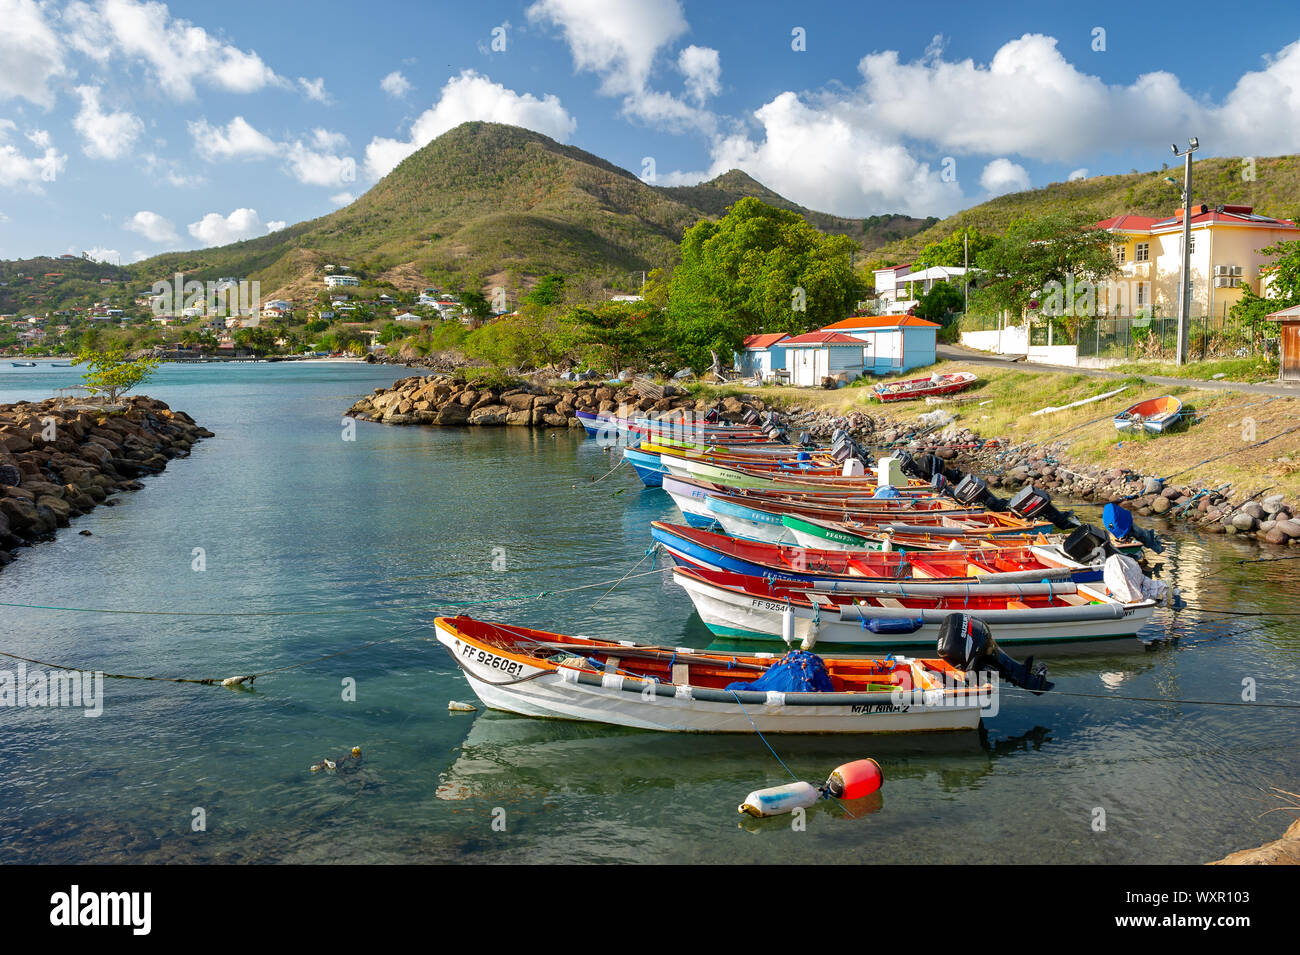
[
  {"x1": 436, "y1": 402, "x2": 471, "y2": 425},
  {"x1": 505, "y1": 410, "x2": 533, "y2": 426},
  {"x1": 468, "y1": 405, "x2": 510, "y2": 426},
  {"x1": 1151, "y1": 496, "x2": 1171, "y2": 514},
  {"x1": 1262, "y1": 493, "x2": 1286, "y2": 515},
  {"x1": 1231, "y1": 512, "x2": 1258, "y2": 532}
]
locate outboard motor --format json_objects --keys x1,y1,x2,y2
[
  {"x1": 798, "y1": 431, "x2": 814, "y2": 448},
  {"x1": 930, "y1": 471, "x2": 954, "y2": 496},
  {"x1": 952, "y1": 472, "x2": 1010, "y2": 512},
  {"x1": 742, "y1": 409, "x2": 761, "y2": 427},
  {"x1": 831, "y1": 435, "x2": 858, "y2": 463},
  {"x1": 704, "y1": 408, "x2": 720, "y2": 424},
  {"x1": 913, "y1": 452, "x2": 964, "y2": 485},
  {"x1": 1008, "y1": 484, "x2": 1077, "y2": 530},
  {"x1": 1060, "y1": 523, "x2": 1120, "y2": 564},
  {"x1": 1103, "y1": 502, "x2": 1164, "y2": 554},
  {"x1": 770, "y1": 428, "x2": 790, "y2": 444},
  {"x1": 893, "y1": 450, "x2": 919, "y2": 478},
  {"x1": 936, "y1": 613, "x2": 1053, "y2": 694}
]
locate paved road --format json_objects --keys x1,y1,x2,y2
[{"x1": 936, "y1": 343, "x2": 1300, "y2": 397}]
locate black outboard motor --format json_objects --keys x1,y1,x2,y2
[
  {"x1": 1060, "y1": 523, "x2": 1121, "y2": 564},
  {"x1": 704, "y1": 408, "x2": 720, "y2": 424},
  {"x1": 1008, "y1": 484, "x2": 1077, "y2": 530},
  {"x1": 936, "y1": 613, "x2": 1054, "y2": 694},
  {"x1": 742, "y1": 409, "x2": 761, "y2": 427},
  {"x1": 952, "y1": 472, "x2": 1010, "y2": 512},
  {"x1": 798, "y1": 431, "x2": 814, "y2": 447}
]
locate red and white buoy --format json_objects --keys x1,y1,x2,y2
[{"x1": 738, "y1": 758, "x2": 884, "y2": 817}]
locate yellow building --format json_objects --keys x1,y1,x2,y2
[{"x1": 1092, "y1": 205, "x2": 1298, "y2": 318}]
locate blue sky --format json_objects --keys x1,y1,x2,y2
[{"x1": 3, "y1": 0, "x2": 1300, "y2": 263}]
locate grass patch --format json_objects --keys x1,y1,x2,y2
[{"x1": 1106, "y1": 356, "x2": 1278, "y2": 383}]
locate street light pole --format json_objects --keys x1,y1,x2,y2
[{"x1": 1171, "y1": 137, "x2": 1199, "y2": 366}]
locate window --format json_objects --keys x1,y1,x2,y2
[
  {"x1": 1182, "y1": 234, "x2": 1196, "y2": 254},
  {"x1": 1137, "y1": 283, "x2": 1147, "y2": 306},
  {"x1": 1116, "y1": 245, "x2": 1127, "y2": 264},
  {"x1": 1134, "y1": 243, "x2": 1149, "y2": 262}
]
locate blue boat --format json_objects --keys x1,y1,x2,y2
[{"x1": 623, "y1": 447, "x2": 668, "y2": 487}]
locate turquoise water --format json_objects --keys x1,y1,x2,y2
[{"x1": 1, "y1": 361, "x2": 1297, "y2": 863}]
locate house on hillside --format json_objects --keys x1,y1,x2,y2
[
  {"x1": 781, "y1": 331, "x2": 871, "y2": 387},
  {"x1": 324, "y1": 274, "x2": 360, "y2": 288},
  {"x1": 872, "y1": 263, "x2": 913, "y2": 313},
  {"x1": 819, "y1": 314, "x2": 940, "y2": 375},
  {"x1": 1093, "y1": 205, "x2": 1299, "y2": 317},
  {"x1": 734, "y1": 333, "x2": 789, "y2": 380}
]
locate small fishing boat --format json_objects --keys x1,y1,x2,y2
[
  {"x1": 10, "y1": 361, "x2": 37, "y2": 367},
  {"x1": 434, "y1": 615, "x2": 986, "y2": 733},
  {"x1": 48, "y1": 361, "x2": 72, "y2": 367},
  {"x1": 872, "y1": 371, "x2": 977, "y2": 403},
  {"x1": 672, "y1": 566, "x2": 1157, "y2": 647},
  {"x1": 1113, "y1": 396, "x2": 1183, "y2": 434},
  {"x1": 650, "y1": 521, "x2": 1102, "y2": 584}
]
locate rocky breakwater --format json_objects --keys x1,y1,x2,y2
[
  {"x1": 0, "y1": 396, "x2": 213, "y2": 570},
  {"x1": 345, "y1": 374, "x2": 710, "y2": 428}
]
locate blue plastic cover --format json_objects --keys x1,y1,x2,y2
[
  {"x1": 873, "y1": 485, "x2": 901, "y2": 499},
  {"x1": 725, "y1": 650, "x2": 835, "y2": 693},
  {"x1": 1102, "y1": 502, "x2": 1132, "y2": 539}
]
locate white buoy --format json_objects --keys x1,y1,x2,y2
[
  {"x1": 781, "y1": 605, "x2": 796, "y2": 646},
  {"x1": 800, "y1": 618, "x2": 820, "y2": 651},
  {"x1": 448, "y1": 700, "x2": 477, "y2": 712},
  {"x1": 738, "y1": 781, "x2": 821, "y2": 817}
]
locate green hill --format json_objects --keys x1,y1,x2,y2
[
  {"x1": 866, "y1": 155, "x2": 1300, "y2": 265},
  {"x1": 111, "y1": 122, "x2": 933, "y2": 304}
]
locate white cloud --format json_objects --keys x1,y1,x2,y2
[
  {"x1": 329, "y1": 191, "x2": 355, "y2": 206},
  {"x1": 696, "y1": 91, "x2": 964, "y2": 217},
  {"x1": 84, "y1": 246, "x2": 120, "y2": 263},
  {"x1": 187, "y1": 207, "x2": 276, "y2": 246},
  {"x1": 285, "y1": 138, "x2": 356, "y2": 187},
  {"x1": 0, "y1": 0, "x2": 66, "y2": 107},
  {"x1": 678, "y1": 46, "x2": 720, "y2": 105},
  {"x1": 1068, "y1": 168, "x2": 1089, "y2": 181},
  {"x1": 124, "y1": 209, "x2": 179, "y2": 243},
  {"x1": 528, "y1": 0, "x2": 710, "y2": 131},
  {"x1": 0, "y1": 124, "x2": 66, "y2": 190},
  {"x1": 188, "y1": 116, "x2": 280, "y2": 160},
  {"x1": 67, "y1": 0, "x2": 281, "y2": 100},
  {"x1": 528, "y1": 0, "x2": 686, "y2": 95},
  {"x1": 980, "y1": 158, "x2": 1031, "y2": 195},
  {"x1": 381, "y1": 71, "x2": 412, "y2": 98},
  {"x1": 364, "y1": 70, "x2": 576, "y2": 179},
  {"x1": 72, "y1": 85, "x2": 144, "y2": 160},
  {"x1": 142, "y1": 152, "x2": 205, "y2": 187},
  {"x1": 266, "y1": 219, "x2": 286, "y2": 232},
  {"x1": 298, "y1": 77, "x2": 329, "y2": 102}
]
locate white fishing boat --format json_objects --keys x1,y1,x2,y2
[
  {"x1": 435, "y1": 615, "x2": 987, "y2": 733},
  {"x1": 672, "y1": 566, "x2": 1157, "y2": 647}
]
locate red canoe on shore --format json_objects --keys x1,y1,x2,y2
[{"x1": 872, "y1": 371, "x2": 978, "y2": 402}]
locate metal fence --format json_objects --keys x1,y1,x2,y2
[{"x1": 960, "y1": 314, "x2": 1274, "y2": 361}]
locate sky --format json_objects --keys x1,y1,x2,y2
[{"x1": 4, "y1": 0, "x2": 1300, "y2": 263}]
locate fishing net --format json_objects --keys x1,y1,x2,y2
[{"x1": 725, "y1": 650, "x2": 835, "y2": 693}]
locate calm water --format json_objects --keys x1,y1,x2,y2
[{"x1": 0, "y1": 361, "x2": 1297, "y2": 863}]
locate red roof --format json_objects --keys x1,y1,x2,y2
[
  {"x1": 874, "y1": 263, "x2": 912, "y2": 272},
  {"x1": 822, "y1": 315, "x2": 941, "y2": 330},
  {"x1": 781, "y1": 331, "x2": 866, "y2": 346},
  {"x1": 1092, "y1": 214, "x2": 1160, "y2": 232},
  {"x1": 741, "y1": 333, "x2": 789, "y2": 349}
]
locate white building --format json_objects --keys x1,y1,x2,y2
[{"x1": 324, "y1": 274, "x2": 360, "y2": 288}]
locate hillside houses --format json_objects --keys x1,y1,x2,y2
[{"x1": 734, "y1": 314, "x2": 940, "y2": 387}]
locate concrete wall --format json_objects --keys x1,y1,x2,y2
[{"x1": 960, "y1": 324, "x2": 1028, "y2": 355}]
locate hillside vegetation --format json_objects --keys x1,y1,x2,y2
[{"x1": 869, "y1": 155, "x2": 1300, "y2": 264}]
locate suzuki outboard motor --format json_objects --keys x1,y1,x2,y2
[
  {"x1": 936, "y1": 613, "x2": 1054, "y2": 694},
  {"x1": 913, "y1": 452, "x2": 964, "y2": 485},
  {"x1": 1102, "y1": 502, "x2": 1164, "y2": 554},
  {"x1": 952, "y1": 472, "x2": 1010, "y2": 512},
  {"x1": 1008, "y1": 484, "x2": 1077, "y2": 530}
]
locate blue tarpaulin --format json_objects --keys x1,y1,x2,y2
[{"x1": 726, "y1": 650, "x2": 835, "y2": 693}]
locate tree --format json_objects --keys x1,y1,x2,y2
[
  {"x1": 972, "y1": 213, "x2": 1120, "y2": 328},
  {"x1": 523, "y1": 274, "x2": 566, "y2": 307},
  {"x1": 1256, "y1": 239, "x2": 1300, "y2": 302},
  {"x1": 665, "y1": 197, "x2": 864, "y2": 370},
  {"x1": 460, "y1": 290, "x2": 493, "y2": 321},
  {"x1": 567, "y1": 301, "x2": 668, "y2": 373},
  {"x1": 913, "y1": 281, "x2": 965, "y2": 321},
  {"x1": 76, "y1": 348, "x2": 161, "y2": 402},
  {"x1": 917, "y1": 227, "x2": 996, "y2": 268}
]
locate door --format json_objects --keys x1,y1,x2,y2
[
  {"x1": 1283, "y1": 323, "x2": 1300, "y2": 382},
  {"x1": 862, "y1": 334, "x2": 875, "y2": 372}
]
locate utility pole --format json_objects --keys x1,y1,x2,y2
[
  {"x1": 1171, "y1": 137, "x2": 1199, "y2": 366},
  {"x1": 963, "y1": 229, "x2": 969, "y2": 315}
]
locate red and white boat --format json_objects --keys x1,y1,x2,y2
[{"x1": 872, "y1": 371, "x2": 977, "y2": 402}]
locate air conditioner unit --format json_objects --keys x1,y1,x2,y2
[
  {"x1": 1231, "y1": 265, "x2": 1243, "y2": 276},
  {"x1": 1214, "y1": 277, "x2": 1231, "y2": 287},
  {"x1": 1213, "y1": 265, "x2": 1230, "y2": 276}
]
